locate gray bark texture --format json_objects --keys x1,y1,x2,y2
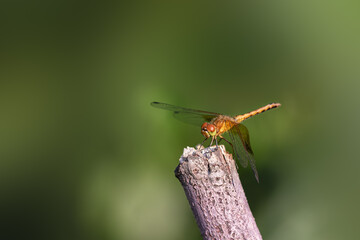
[{"x1": 175, "y1": 145, "x2": 262, "y2": 240}]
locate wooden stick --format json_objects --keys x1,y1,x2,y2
[{"x1": 175, "y1": 145, "x2": 262, "y2": 240}]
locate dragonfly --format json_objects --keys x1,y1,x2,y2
[{"x1": 151, "y1": 101, "x2": 281, "y2": 182}]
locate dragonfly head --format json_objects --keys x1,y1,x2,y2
[{"x1": 201, "y1": 122, "x2": 217, "y2": 138}]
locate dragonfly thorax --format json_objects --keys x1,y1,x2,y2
[{"x1": 201, "y1": 122, "x2": 217, "y2": 138}]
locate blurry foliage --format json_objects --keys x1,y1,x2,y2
[{"x1": 0, "y1": 1, "x2": 359, "y2": 240}]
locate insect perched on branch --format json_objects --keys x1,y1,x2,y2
[{"x1": 151, "y1": 102, "x2": 281, "y2": 182}]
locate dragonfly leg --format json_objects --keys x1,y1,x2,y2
[
  {"x1": 200, "y1": 137, "x2": 208, "y2": 146},
  {"x1": 219, "y1": 135, "x2": 232, "y2": 147},
  {"x1": 219, "y1": 136, "x2": 238, "y2": 169},
  {"x1": 210, "y1": 137, "x2": 214, "y2": 146}
]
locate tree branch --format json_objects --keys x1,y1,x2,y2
[{"x1": 175, "y1": 145, "x2": 262, "y2": 240}]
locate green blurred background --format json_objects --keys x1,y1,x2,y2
[{"x1": 1, "y1": 1, "x2": 359, "y2": 240}]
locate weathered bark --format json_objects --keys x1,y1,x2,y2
[{"x1": 175, "y1": 145, "x2": 262, "y2": 240}]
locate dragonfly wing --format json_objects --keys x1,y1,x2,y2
[
  {"x1": 173, "y1": 112, "x2": 216, "y2": 126},
  {"x1": 237, "y1": 124, "x2": 254, "y2": 155},
  {"x1": 227, "y1": 123, "x2": 259, "y2": 182},
  {"x1": 151, "y1": 102, "x2": 220, "y2": 126}
]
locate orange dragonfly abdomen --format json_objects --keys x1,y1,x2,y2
[{"x1": 235, "y1": 103, "x2": 281, "y2": 123}]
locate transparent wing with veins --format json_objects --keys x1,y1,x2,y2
[
  {"x1": 151, "y1": 102, "x2": 220, "y2": 126},
  {"x1": 227, "y1": 122, "x2": 259, "y2": 182}
]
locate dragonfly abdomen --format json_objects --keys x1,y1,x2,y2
[{"x1": 235, "y1": 103, "x2": 281, "y2": 123}]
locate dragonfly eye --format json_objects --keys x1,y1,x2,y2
[
  {"x1": 201, "y1": 122, "x2": 210, "y2": 138},
  {"x1": 207, "y1": 124, "x2": 216, "y2": 134}
]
